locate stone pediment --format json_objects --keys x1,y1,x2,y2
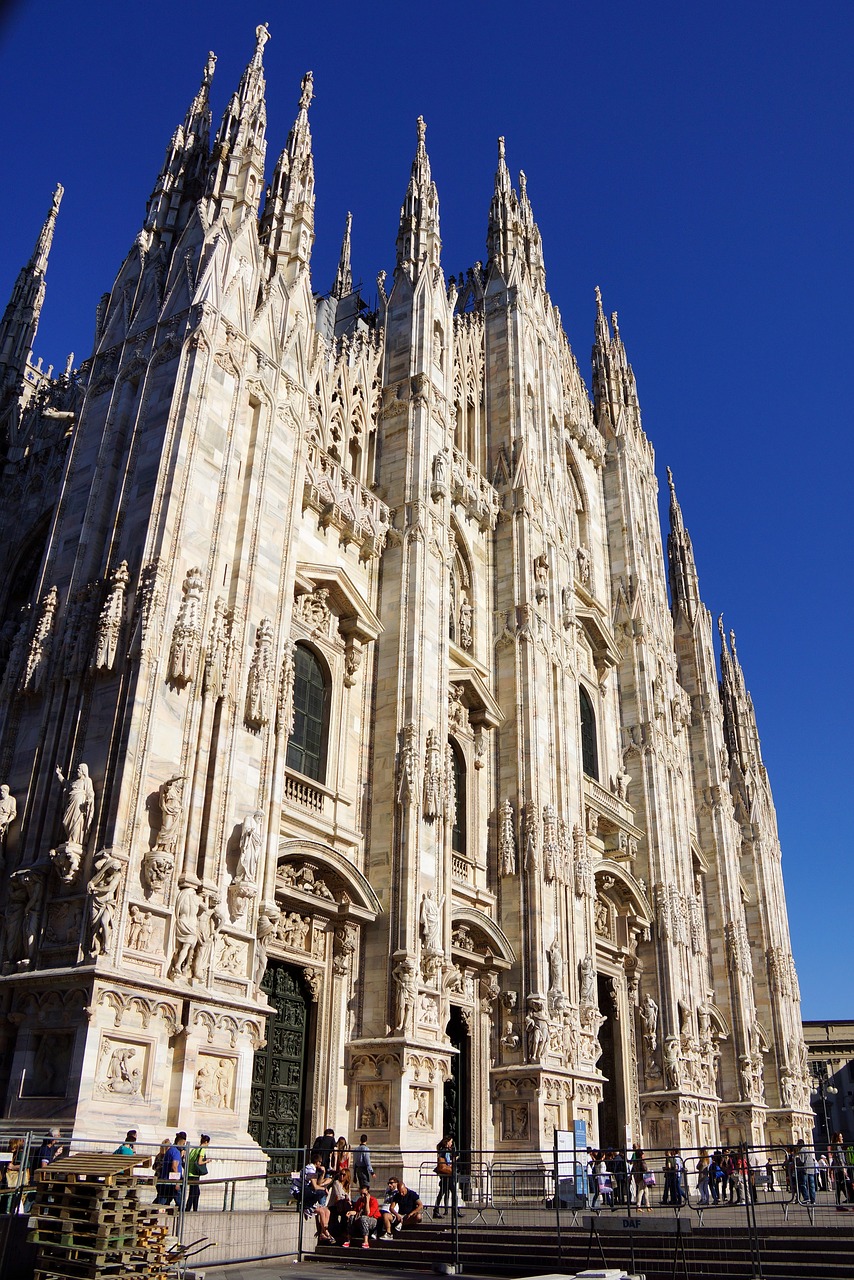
[
  {"x1": 451, "y1": 907, "x2": 515, "y2": 969},
  {"x1": 575, "y1": 587, "x2": 621, "y2": 678},
  {"x1": 448, "y1": 667, "x2": 502, "y2": 730},
  {"x1": 294, "y1": 563, "x2": 382, "y2": 645},
  {"x1": 276, "y1": 838, "x2": 381, "y2": 922}
]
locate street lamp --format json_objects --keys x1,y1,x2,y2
[{"x1": 811, "y1": 1081, "x2": 839, "y2": 1149}]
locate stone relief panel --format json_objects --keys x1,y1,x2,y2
[
  {"x1": 502, "y1": 1101, "x2": 530, "y2": 1141},
  {"x1": 95, "y1": 1034, "x2": 151, "y2": 1101},
  {"x1": 194, "y1": 1053, "x2": 237, "y2": 1111},
  {"x1": 359, "y1": 1082, "x2": 390, "y2": 1130},
  {"x1": 407, "y1": 1086, "x2": 433, "y2": 1130},
  {"x1": 42, "y1": 899, "x2": 84, "y2": 950}
]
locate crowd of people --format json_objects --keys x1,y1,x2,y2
[{"x1": 583, "y1": 1137, "x2": 854, "y2": 1210}]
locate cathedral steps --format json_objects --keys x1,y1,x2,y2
[{"x1": 313, "y1": 1221, "x2": 854, "y2": 1279}]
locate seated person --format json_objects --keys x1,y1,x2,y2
[
  {"x1": 379, "y1": 1176, "x2": 423, "y2": 1238},
  {"x1": 327, "y1": 1170, "x2": 353, "y2": 1236},
  {"x1": 341, "y1": 1188, "x2": 381, "y2": 1248},
  {"x1": 305, "y1": 1163, "x2": 334, "y2": 1243}
]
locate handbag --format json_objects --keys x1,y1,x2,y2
[
  {"x1": 643, "y1": 1172, "x2": 656, "y2": 1187},
  {"x1": 435, "y1": 1157, "x2": 452, "y2": 1176}
]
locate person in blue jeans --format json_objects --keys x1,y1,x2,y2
[{"x1": 795, "y1": 1141, "x2": 817, "y2": 1204}]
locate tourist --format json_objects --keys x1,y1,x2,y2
[
  {"x1": 696, "y1": 1149, "x2": 711, "y2": 1205},
  {"x1": 379, "y1": 1176, "x2": 423, "y2": 1237},
  {"x1": 306, "y1": 1162, "x2": 335, "y2": 1243},
  {"x1": 186, "y1": 1134, "x2": 210, "y2": 1211},
  {"x1": 795, "y1": 1141, "x2": 817, "y2": 1205},
  {"x1": 155, "y1": 1131, "x2": 186, "y2": 1207},
  {"x1": 327, "y1": 1168, "x2": 353, "y2": 1237},
  {"x1": 353, "y1": 1134, "x2": 374, "y2": 1189},
  {"x1": 330, "y1": 1136, "x2": 350, "y2": 1176},
  {"x1": 590, "y1": 1152, "x2": 612, "y2": 1210},
  {"x1": 433, "y1": 1135, "x2": 458, "y2": 1218},
  {"x1": 341, "y1": 1185, "x2": 381, "y2": 1248},
  {"x1": 630, "y1": 1147, "x2": 651, "y2": 1211},
  {"x1": 831, "y1": 1133, "x2": 848, "y2": 1205},
  {"x1": 311, "y1": 1128, "x2": 336, "y2": 1166},
  {"x1": 708, "y1": 1152, "x2": 722, "y2": 1203},
  {"x1": 114, "y1": 1129, "x2": 137, "y2": 1156},
  {"x1": 662, "y1": 1150, "x2": 682, "y2": 1206}
]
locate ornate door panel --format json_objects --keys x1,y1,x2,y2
[{"x1": 249, "y1": 960, "x2": 308, "y2": 1152}]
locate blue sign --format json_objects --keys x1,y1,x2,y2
[{"x1": 573, "y1": 1119, "x2": 587, "y2": 1149}]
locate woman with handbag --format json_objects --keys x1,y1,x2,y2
[
  {"x1": 630, "y1": 1147, "x2": 651, "y2": 1210},
  {"x1": 433, "y1": 1136, "x2": 455, "y2": 1218}
]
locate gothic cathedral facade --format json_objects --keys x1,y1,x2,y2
[{"x1": 0, "y1": 28, "x2": 811, "y2": 1155}]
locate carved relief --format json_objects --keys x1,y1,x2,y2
[
  {"x1": 194, "y1": 1054, "x2": 236, "y2": 1110},
  {"x1": 448, "y1": 683, "x2": 467, "y2": 733},
  {"x1": 359, "y1": 1083, "x2": 390, "y2": 1129},
  {"x1": 293, "y1": 588, "x2": 331, "y2": 635},
  {"x1": 573, "y1": 824, "x2": 593, "y2": 897},
  {"x1": 125, "y1": 904, "x2": 153, "y2": 952},
  {"x1": 502, "y1": 1102, "x2": 530, "y2": 1140},
  {"x1": 408, "y1": 1086, "x2": 432, "y2": 1129},
  {"x1": 92, "y1": 561, "x2": 130, "y2": 673},
  {"x1": 95, "y1": 1036, "x2": 148, "y2": 1099},
  {"x1": 168, "y1": 567, "x2": 204, "y2": 686},
  {"x1": 276, "y1": 639, "x2": 296, "y2": 733},
  {"x1": 22, "y1": 586, "x2": 58, "y2": 693},
  {"x1": 498, "y1": 799, "x2": 516, "y2": 876},
  {"x1": 542, "y1": 803, "x2": 559, "y2": 883},
  {"x1": 397, "y1": 724, "x2": 419, "y2": 809},
  {"x1": 245, "y1": 617, "x2": 274, "y2": 729}
]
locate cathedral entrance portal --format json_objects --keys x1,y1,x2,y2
[
  {"x1": 596, "y1": 973, "x2": 624, "y2": 1148},
  {"x1": 249, "y1": 960, "x2": 311, "y2": 1155},
  {"x1": 445, "y1": 1007, "x2": 471, "y2": 1155}
]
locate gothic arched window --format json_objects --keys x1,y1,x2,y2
[
  {"x1": 579, "y1": 684, "x2": 599, "y2": 781},
  {"x1": 450, "y1": 740, "x2": 466, "y2": 855},
  {"x1": 286, "y1": 644, "x2": 329, "y2": 782}
]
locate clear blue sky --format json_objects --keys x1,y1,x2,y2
[{"x1": 1, "y1": 1, "x2": 851, "y2": 1017}]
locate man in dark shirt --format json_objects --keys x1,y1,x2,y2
[
  {"x1": 311, "y1": 1128, "x2": 336, "y2": 1166},
  {"x1": 378, "y1": 1177, "x2": 423, "y2": 1238},
  {"x1": 155, "y1": 1131, "x2": 186, "y2": 1206}
]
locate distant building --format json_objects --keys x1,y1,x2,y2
[
  {"x1": 803, "y1": 1021, "x2": 854, "y2": 1145},
  {"x1": 0, "y1": 24, "x2": 812, "y2": 1155}
]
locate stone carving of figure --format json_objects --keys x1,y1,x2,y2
[
  {"x1": 409, "y1": 1088, "x2": 431, "y2": 1128},
  {"x1": 392, "y1": 958, "x2": 418, "y2": 1032},
  {"x1": 739, "y1": 1053, "x2": 754, "y2": 1102},
  {"x1": 245, "y1": 616, "x2": 274, "y2": 729},
  {"x1": 88, "y1": 848, "x2": 125, "y2": 958},
  {"x1": 523, "y1": 801, "x2": 538, "y2": 871},
  {"x1": 431, "y1": 449, "x2": 448, "y2": 496},
  {"x1": 397, "y1": 724, "x2": 419, "y2": 809},
  {"x1": 573, "y1": 824, "x2": 592, "y2": 897},
  {"x1": 253, "y1": 901, "x2": 280, "y2": 991},
  {"x1": 458, "y1": 596, "x2": 473, "y2": 650},
  {"x1": 192, "y1": 888, "x2": 225, "y2": 982},
  {"x1": 423, "y1": 729, "x2": 443, "y2": 819},
  {"x1": 542, "y1": 803, "x2": 559, "y2": 882},
  {"x1": 525, "y1": 996, "x2": 550, "y2": 1062},
  {"x1": 533, "y1": 553, "x2": 550, "y2": 602},
  {"x1": 419, "y1": 890, "x2": 443, "y2": 954},
  {"x1": 56, "y1": 763, "x2": 95, "y2": 849},
  {"x1": 639, "y1": 993, "x2": 658, "y2": 1051},
  {"x1": 50, "y1": 842, "x2": 83, "y2": 885},
  {"x1": 203, "y1": 597, "x2": 230, "y2": 699},
  {"x1": 498, "y1": 799, "x2": 517, "y2": 876},
  {"x1": 501, "y1": 1019, "x2": 520, "y2": 1051},
  {"x1": 576, "y1": 545, "x2": 591, "y2": 586},
  {"x1": 579, "y1": 955, "x2": 596, "y2": 1008},
  {"x1": 168, "y1": 878, "x2": 201, "y2": 981},
  {"x1": 23, "y1": 585, "x2": 58, "y2": 693},
  {"x1": 235, "y1": 810, "x2": 263, "y2": 887},
  {"x1": 104, "y1": 1045, "x2": 141, "y2": 1096},
  {"x1": 194, "y1": 1058, "x2": 216, "y2": 1106},
  {"x1": 126, "y1": 904, "x2": 153, "y2": 951},
  {"x1": 613, "y1": 767, "x2": 630, "y2": 801},
  {"x1": 0, "y1": 784, "x2": 18, "y2": 866},
  {"x1": 547, "y1": 939, "x2": 564, "y2": 994},
  {"x1": 168, "y1": 566, "x2": 204, "y2": 686},
  {"x1": 154, "y1": 775, "x2": 185, "y2": 856},
  {"x1": 276, "y1": 639, "x2": 296, "y2": 735},
  {"x1": 93, "y1": 560, "x2": 129, "y2": 673},
  {"x1": 142, "y1": 852, "x2": 173, "y2": 895},
  {"x1": 215, "y1": 1058, "x2": 232, "y2": 1108},
  {"x1": 443, "y1": 742, "x2": 456, "y2": 826},
  {"x1": 5, "y1": 871, "x2": 29, "y2": 964},
  {"x1": 663, "y1": 1035, "x2": 680, "y2": 1090}
]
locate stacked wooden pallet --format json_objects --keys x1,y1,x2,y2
[{"x1": 26, "y1": 1154, "x2": 175, "y2": 1280}]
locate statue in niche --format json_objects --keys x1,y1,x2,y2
[
  {"x1": 88, "y1": 848, "x2": 125, "y2": 958},
  {"x1": 533, "y1": 553, "x2": 550, "y2": 602},
  {"x1": 419, "y1": 890, "x2": 443, "y2": 954},
  {"x1": 234, "y1": 810, "x2": 263, "y2": 887},
  {"x1": 204, "y1": 597, "x2": 230, "y2": 699},
  {"x1": 663, "y1": 1035, "x2": 680, "y2": 1089},
  {"x1": 576, "y1": 545, "x2": 591, "y2": 586},
  {"x1": 6, "y1": 866, "x2": 45, "y2": 966},
  {"x1": 55, "y1": 763, "x2": 95, "y2": 850},
  {"x1": 547, "y1": 939, "x2": 564, "y2": 994},
  {"x1": 154, "y1": 775, "x2": 185, "y2": 856},
  {"x1": 168, "y1": 878, "x2": 201, "y2": 981},
  {"x1": 409, "y1": 1088, "x2": 431, "y2": 1129},
  {"x1": 501, "y1": 1019, "x2": 520, "y2": 1051},
  {"x1": 525, "y1": 995, "x2": 550, "y2": 1062},
  {"x1": 126, "y1": 904, "x2": 153, "y2": 951},
  {"x1": 0, "y1": 784, "x2": 17, "y2": 869},
  {"x1": 397, "y1": 724, "x2": 419, "y2": 809},
  {"x1": 579, "y1": 954, "x2": 596, "y2": 1009},
  {"x1": 638, "y1": 992, "x2": 658, "y2": 1051},
  {"x1": 245, "y1": 617, "x2": 274, "y2": 729},
  {"x1": 458, "y1": 596, "x2": 473, "y2": 650}
]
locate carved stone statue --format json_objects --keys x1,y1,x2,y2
[
  {"x1": 500, "y1": 1019, "x2": 520, "y2": 1051},
  {"x1": 235, "y1": 810, "x2": 264, "y2": 887},
  {"x1": 423, "y1": 729, "x2": 443, "y2": 820},
  {"x1": 392, "y1": 958, "x2": 418, "y2": 1032},
  {"x1": 547, "y1": 939, "x2": 564, "y2": 994},
  {"x1": 397, "y1": 724, "x2": 419, "y2": 809},
  {"x1": 663, "y1": 1035, "x2": 680, "y2": 1089},
  {"x1": 51, "y1": 842, "x2": 82, "y2": 886},
  {"x1": 55, "y1": 763, "x2": 95, "y2": 849},
  {"x1": 142, "y1": 851, "x2": 173, "y2": 894},
  {"x1": 192, "y1": 888, "x2": 224, "y2": 982},
  {"x1": 419, "y1": 890, "x2": 443, "y2": 954},
  {"x1": 126, "y1": 904, "x2": 152, "y2": 951},
  {"x1": 579, "y1": 954, "x2": 596, "y2": 1008},
  {"x1": 498, "y1": 799, "x2": 516, "y2": 876},
  {"x1": 0, "y1": 783, "x2": 18, "y2": 867},
  {"x1": 154, "y1": 775, "x2": 185, "y2": 856},
  {"x1": 203, "y1": 597, "x2": 230, "y2": 699},
  {"x1": 542, "y1": 803, "x2": 559, "y2": 882},
  {"x1": 639, "y1": 992, "x2": 658, "y2": 1051},
  {"x1": 525, "y1": 995, "x2": 550, "y2": 1062},
  {"x1": 533, "y1": 553, "x2": 550, "y2": 602},
  {"x1": 458, "y1": 596, "x2": 473, "y2": 650},
  {"x1": 253, "y1": 900, "x2": 280, "y2": 991},
  {"x1": 88, "y1": 848, "x2": 125, "y2": 958},
  {"x1": 245, "y1": 616, "x2": 274, "y2": 729},
  {"x1": 92, "y1": 560, "x2": 129, "y2": 673},
  {"x1": 168, "y1": 877, "x2": 201, "y2": 981}
]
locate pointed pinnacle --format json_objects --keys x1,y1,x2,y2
[
  {"x1": 416, "y1": 115, "x2": 427, "y2": 148},
  {"x1": 717, "y1": 614, "x2": 726, "y2": 644}
]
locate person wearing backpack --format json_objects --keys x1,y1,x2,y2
[{"x1": 186, "y1": 1134, "x2": 210, "y2": 1211}]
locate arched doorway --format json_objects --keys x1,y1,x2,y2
[
  {"x1": 596, "y1": 973, "x2": 622, "y2": 1147},
  {"x1": 249, "y1": 960, "x2": 311, "y2": 1153},
  {"x1": 445, "y1": 1007, "x2": 471, "y2": 1153}
]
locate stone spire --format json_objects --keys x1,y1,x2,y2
[
  {"x1": 395, "y1": 116, "x2": 441, "y2": 278},
  {"x1": 206, "y1": 23, "x2": 270, "y2": 222},
  {"x1": 0, "y1": 183, "x2": 62, "y2": 391},
  {"x1": 591, "y1": 286, "x2": 638, "y2": 430},
  {"x1": 486, "y1": 136, "x2": 516, "y2": 276},
  {"x1": 144, "y1": 52, "x2": 215, "y2": 246},
  {"x1": 718, "y1": 616, "x2": 763, "y2": 775},
  {"x1": 331, "y1": 212, "x2": 353, "y2": 299},
  {"x1": 259, "y1": 70, "x2": 315, "y2": 283},
  {"x1": 516, "y1": 167, "x2": 546, "y2": 289},
  {"x1": 666, "y1": 467, "x2": 701, "y2": 623}
]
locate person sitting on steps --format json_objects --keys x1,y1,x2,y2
[
  {"x1": 379, "y1": 1176, "x2": 423, "y2": 1238},
  {"x1": 341, "y1": 1187, "x2": 381, "y2": 1248}
]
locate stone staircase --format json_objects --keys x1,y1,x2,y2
[{"x1": 312, "y1": 1221, "x2": 854, "y2": 1279}]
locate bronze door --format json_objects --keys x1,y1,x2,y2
[{"x1": 249, "y1": 959, "x2": 309, "y2": 1153}]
